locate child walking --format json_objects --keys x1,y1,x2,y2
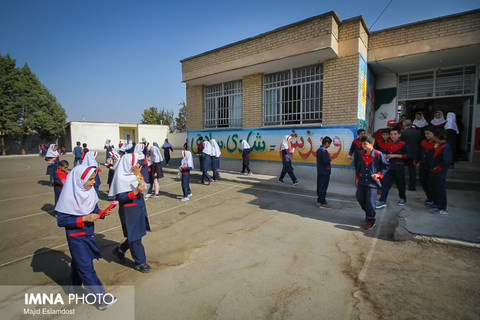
[
  {"x1": 416, "y1": 126, "x2": 436, "y2": 206},
  {"x1": 83, "y1": 151, "x2": 102, "y2": 193},
  {"x1": 55, "y1": 165, "x2": 116, "y2": 310},
  {"x1": 210, "y1": 138, "x2": 221, "y2": 181},
  {"x1": 45, "y1": 144, "x2": 60, "y2": 186},
  {"x1": 149, "y1": 142, "x2": 164, "y2": 197},
  {"x1": 109, "y1": 153, "x2": 152, "y2": 273},
  {"x1": 240, "y1": 139, "x2": 252, "y2": 175},
  {"x1": 179, "y1": 150, "x2": 194, "y2": 202},
  {"x1": 53, "y1": 160, "x2": 69, "y2": 205},
  {"x1": 278, "y1": 135, "x2": 300, "y2": 185},
  {"x1": 161, "y1": 139, "x2": 174, "y2": 166},
  {"x1": 107, "y1": 151, "x2": 120, "y2": 200}
]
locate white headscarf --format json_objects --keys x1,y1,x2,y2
[
  {"x1": 210, "y1": 139, "x2": 221, "y2": 157},
  {"x1": 108, "y1": 153, "x2": 139, "y2": 196},
  {"x1": 55, "y1": 165, "x2": 98, "y2": 216},
  {"x1": 181, "y1": 150, "x2": 194, "y2": 169},
  {"x1": 202, "y1": 140, "x2": 213, "y2": 156},
  {"x1": 150, "y1": 143, "x2": 163, "y2": 163},
  {"x1": 413, "y1": 112, "x2": 429, "y2": 128},
  {"x1": 430, "y1": 111, "x2": 447, "y2": 126},
  {"x1": 241, "y1": 140, "x2": 250, "y2": 150},
  {"x1": 281, "y1": 135, "x2": 291, "y2": 151},
  {"x1": 104, "y1": 139, "x2": 113, "y2": 148},
  {"x1": 134, "y1": 144, "x2": 145, "y2": 160},
  {"x1": 444, "y1": 112, "x2": 459, "y2": 134},
  {"x1": 45, "y1": 144, "x2": 59, "y2": 158},
  {"x1": 83, "y1": 151, "x2": 99, "y2": 168},
  {"x1": 163, "y1": 140, "x2": 172, "y2": 148}
]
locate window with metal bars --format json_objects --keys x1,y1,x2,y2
[
  {"x1": 398, "y1": 66, "x2": 475, "y2": 100},
  {"x1": 263, "y1": 64, "x2": 323, "y2": 126},
  {"x1": 204, "y1": 80, "x2": 242, "y2": 128}
]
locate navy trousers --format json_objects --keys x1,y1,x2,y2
[
  {"x1": 379, "y1": 168, "x2": 406, "y2": 202},
  {"x1": 120, "y1": 238, "x2": 146, "y2": 265},
  {"x1": 181, "y1": 171, "x2": 191, "y2": 197},
  {"x1": 201, "y1": 153, "x2": 212, "y2": 182},
  {"x1": 431, "y1": 176, "x2": 447, "y2": 210},
  {"x1": 419, "y1": 166, "x2": 433, "y2": 202},
  {"x1": 356, "y1": 185, "x2": 378, "y2": 223},
  {"x1": 316, "y1": 174, "x2": 330, "y2": 204},
  {"x1": 279, "y1": 162, "x2": 297, "y2": 182}
]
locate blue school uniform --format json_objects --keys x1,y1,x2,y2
[
  {"x1": 430, "y1": 142, "x2": 452, "y2": 210},
  {"x1": 356, "y1": 149, "x2": 390, "y2": 223},
  {"x1": 279, "y1": 148, "x2": 297, "y2": 182},
  {"x1": 53, "y1": 168, "x2": 68, "y2": 205},
  {"x1": 57, "y1": 207, "x2": 105, "y2": 295},
  {"x1": 379, "y1": 140, "x2": 411, "y2": 202},
  {"x1": 181, "y1": 166, "x2": 193, "y2": 198},
  {"x1": 316, "y1": 145, "x2": 331, "y2": 204},
  {"x1": 416, "y1": 139, "x2": 436, "y2": 202},
  {"x1": 117, "y1": 191, "x2": 151, "y2": 265},
  {"x1": 45, "y1": 157, "x2": 59, "y2": 176},
  {"x1": 348, "y1": 138, "x2": 363, "y2": 168}
]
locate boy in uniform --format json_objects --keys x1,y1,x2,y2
[
  {"x1": 348, "y1": 129, "x2": 365, "y2": 170},
  {"x1": 415, "y1": 126, "x2": 436, "y2": 206},
  {"x1": 53, "y1": 160, "x2": 69, "y2": 205},
  {"x1": 356, "y1": 135, "x2": 390, "y2": 230},
  {"x1": 316, "y1": 136, "x2": 332, "y2": 209}
]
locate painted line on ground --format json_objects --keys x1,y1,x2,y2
[
  {"x1": 0, "y1": 175, "x2": 46, "y2": 182},
  {"x1": 0, "y1": 192, "x2": 52, "y2": 203}
]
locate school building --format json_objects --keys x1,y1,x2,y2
[{"x1": 180, "y1": 9, "x2": 480, "y2": 180}]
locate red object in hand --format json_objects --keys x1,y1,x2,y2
[{"x1": 98, "y1": 201, "x2": 118, "y2": 219}]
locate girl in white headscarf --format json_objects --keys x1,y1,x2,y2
[
  {"x1": 83, "y1": 151, "x2": 102, "y2": 193},
  {"x1": 149, "y1": 142, "x2": 164, "y2": 198},
  {"x1": 210, "y1": 139, "x2": 221, "y2": 181},
  {"x1": 55, "y1": 165, "x2": 116, "y2": 310},
  {"x1": 162, "y1": 139, "x2": 174, "y2": 166},
  {"x1": 109, "y1": 153, "x2": 152, "y2": 273},
  {"x1": 430, "y1": 111, "x2": 446, "y2": 127},
  {"x1": 104, "y1": 139, "x2": 114, "y2": 163},
  {"x1": 199, "y1": 138, "x2": 213, "y2": 184},
  {"x1": 179, "y1": 149, "x2": 194, "y2": 201},
  {"x1": 413, "y1": 112, "x2": 429, "y2": 129},
  {"x1": 107, "y1": 151, "x2": 121, "y2": 199},
  {"x1": 240, "y1": 139, "x2": 252, "y2": 175},
  {"x1": 45, "y1": 144, "x2": 60, "y2": 185},
  {"x1": 445, "y1": 112, "x2": 460, "y2": 163},
  {"x1": 278, "y1": 135, "x2": 301, "y2": 185}
]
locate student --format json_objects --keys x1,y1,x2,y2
[
  {"x1": 429, "y1": 128, "x2": 453, "y2": 214},
  {"x1": 396, "y1": 114, "x2": 407, "y2": 130},
  {"x1": 444, "y1": 112, "x2": 459, "y2": 164},
  {"x1": 430, "y1": 111, "x2": 446, "y2": 127},
  {"x1": 73, "y1": 141, "x2": 83, "y2": 167},
  {"x1": 415, "y1": 126, "x2": 436, "y2": 206},
  {"x1": 197, "y1": 137, "x2": 205, "y2": 182},
  {"x1": 200, "y1": 138, "x2": 214, "y2": 185},
  {"x1": 374, "y1": 128, "x2": 390, "y2": 154},
  {"x1": 413, "y1": 112, "x2": 429, "y2": 131},
  {"x1": 376, "y1": 128, "x2": 411, "y2": 208},
  {"x1": 55, "y1": 165, "x2": 116, "y2": 310},
  {"x1": 348, "y1": 129, "x2": 365, "y2": 172},
  {"x1": 161, "y1": 139, "x2": 174, "y2": 166},
  {"x1": 278, "y1": 135, "x2": 301, "y2": 185},
  {"x1": 61, "y1": 146, "x2": 67, "y2": 155},
  {"x1": 53, "y1": 160, "x2": 69, "y2": 205},
  {"x1": 240, "y1": 139, "x2": 252, "y2": 175},
  {"x1": 401, "y1": 120, "x2": 421, "y2": 191},
  {"x1": 179, "y1": 149, "x2": 194, "y2": 202},
  {"x1": 45, "y1": 144, "x2": 60, "y2": 186},
  {"x1": 104, "y1": 139, "x2": 114, "y2": 164},
  {"x1": 355, "y1": 135, "x2": 390, "y2": 230},
  {"x1": 135, "y1": 145, "x2": 150, "y2": 199},
  {"x1": 210, "y1": 138, "x2": 221, "y2": 181},
  {"x1": 83, "y1": 151, "x2": 101, "y2": 193},
  {"x1": 150, "y1": 142, "x2": 164, "y2": 197},
  {"x1": 40, "y1": 144, "x2": 46, "y2": 157},
  {"x1": 316, "y1": 136, "x2": 332, "y2": 209},
  {"x1": 109, "y1": 153, "x2": 152, "y2": 273},
  {"x1": 81, "y1": 143, "x2": 89, "y2": 161},
  {"x1": 107, "y1": 151, "x2": 120, "y2": 200},
  {"x1": 119, "y1": 141, "x2": 126, "y2": 156}
]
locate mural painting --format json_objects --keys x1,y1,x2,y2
[{"x1": 187, "y1": 126, "x2": 356, "y2": 167}]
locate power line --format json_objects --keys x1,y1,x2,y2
[{"x1": 369, "y1": 0, "x2": 393, "y2": 30}]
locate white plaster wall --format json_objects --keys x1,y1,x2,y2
[
  {"x1": 167, "y1": 133, "x2": 188, "y2": 148},
  {"x1": 138, "y1": 124, "x2": 169, "y2": 145},
  {"x1": 70, "y1": 122, "x2": 120, "y2": 150}
]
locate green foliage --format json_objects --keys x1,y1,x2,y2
[
  {"x1": 141, "y1": 107, "x2": 175, "y2": 132},
  {"x1": 175, "y1": 100, "x2": 187, "y2": 132},
  {"x1": 0, "y1": 53, "x2": 67, "y2": 154}
]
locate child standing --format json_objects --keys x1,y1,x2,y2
[
  {"x1": 109, "y1": 153, "x2": 152, "y2": 273},
  {"x1": 45, "y1": 144, "x2": 60, "y2": 186},
  {"x1": 83, "y1": 151, "x2": 101, "y2": 193},
  {"x1": 429, "y1": 128, "x2": 453, "y2": 214},
  {"x1": 210, "y1": 138, "x2": 221, "y2": 181},
  {"x1": 199, "y1": 137, "x2": 213, "y2": 185},
  {"x1": 316, "y1": 136, "x2": 332, "y2": 209},
  {"x1": 278, "y1": 135, "x2": 301, "y2": 185},
  {"x1": 374, "y1": 128, "x2": 390, "y2": 154},
  {"x1": 150, "y1": 142, "x2": 164, "y2": 197},
  {"x1": 356, "y1": 135, "x2": 390, "y2": 230},
  {"x1": 104, "y1": 139, "x2": 114, "y2": 164},
  {"x1": 416, "y1": 126, "x2": 436, "y2": 206},
  {"x1": 73, "y1": 141, "x2": 83, "y2": 167},
  {"x1": 107, "y1": 151, "x2": 120, "y2": 200},
  {"x1": 81, "y1": 143, "x2": 89, "y2": 162},
  {"x1": 53, "y1": 160, "x2": 69, "y2": 205},
  {"x1": 55, "y1": 165, "x2": 116, "y2": 310},
  {"x1": 179, "y1": 150, "x2": 194, "y2": 202},
  {"x1": 348, "y1": 129, "x2": 365, "y2": 171},
  {"x1": 161, "y1": 139, "x2": 174, "y2": 166}
]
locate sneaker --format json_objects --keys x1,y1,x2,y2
[
  {"x1": 432, "y1": 209, "x2": 448, "y2": 215},
  {"x1": 293, "y1": 180, "x2": 301, "y2": 186},
  {"x1": 188, "y1": 193, "x2": 193, "y2": 197},
  {"x1": 319, "y1": 203, "x2": 332, "y2": 209},
  {"x1": 151, "y1": 194, "x2": 159, "y2": 198},
  {"x1": 96, "y1": 296, "x2": 117, "y2": 311},
  {"x1": 207, "y1": 179, "x2": 213, "y2": 185},
  {"x1": 375, "y1": 201, "x2": 387, "y2": 209},
  {"x1": 424, "y1": 200, "x2": 434, "y2": 207},
  {"x1": 180, "y1": 197, "x2": 189, "y2": 202},
  {"x1": 247, "y1": 172, "x2": 252, "y2": 176},
  {"x1": 134, "y1": 262, "x2": 152, "y2": 273},
  {"x1": 364, "y1": 221, "x2": 376, "y2": 230},
  {"x1": 112, "y1": 247, "x2": 125, "y2": 262},
  {"x1": 398, "y1": 199, "x2": 406, "y2": 206},
  {"x1": 427, "y1": 203, "x2": 439, "y2": 209},
  {"x1": 278, "y1": 180, "x2": 285, "y2": 184}
]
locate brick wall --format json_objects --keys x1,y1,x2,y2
[
  {"x1": 182, "y1": 14, "x2": 338, "y2": 74},
  {"x1": 323, "y1": 55, "x2": 359, "y2": 126},
  {"x1": 369, "y1": 10, "x2": 480, "y2": 49},
  {"x1": 186, "y1": 84, "x2": 203, "y2": 130},
  {"x1": 242, "y1": 73, "x2": 263, "y2": 128}
]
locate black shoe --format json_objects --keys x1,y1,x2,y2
[
  {"x1": 112, "y1": 247, "x2": 125, "y2": 262},
  {"x1": 278, "y1": 180, "x2": 285, "y2": 184},
  {"x1": 135, "y1": 262, "x2": 152, "y2": 273},
  {"x1": 408, "y1": 187, "x2": 416, "y2": 191},
  {"x1": 96, "y1": 296, "x2": 117, "y2": 311}
]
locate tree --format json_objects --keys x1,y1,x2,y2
[
  {"x1": 0, "y1": 53, "x2": 20, "y2": 155},
  {"x1": 0, "y1": 54, "x2": 67, "y2": 154},
  {"x1": 175, "y1": 100, "x2": 187, "y2": 132},
  {"x1": 141, "y1": 107, "x2": 175, "y2": 133}
]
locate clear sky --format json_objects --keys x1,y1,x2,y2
[{"x1": 1, "y1": 0, "x2": 478, "y2": 124}]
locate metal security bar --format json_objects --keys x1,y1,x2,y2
[
  {"x1": 263, "y1": 64, "x2": 323, "y2": 126},
  {"x1": 398, "y1": 66, "x2": 476, "y2": 101},
  {"x1": 204, "y1": 80, "x2": 243, "y2": 128}
]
